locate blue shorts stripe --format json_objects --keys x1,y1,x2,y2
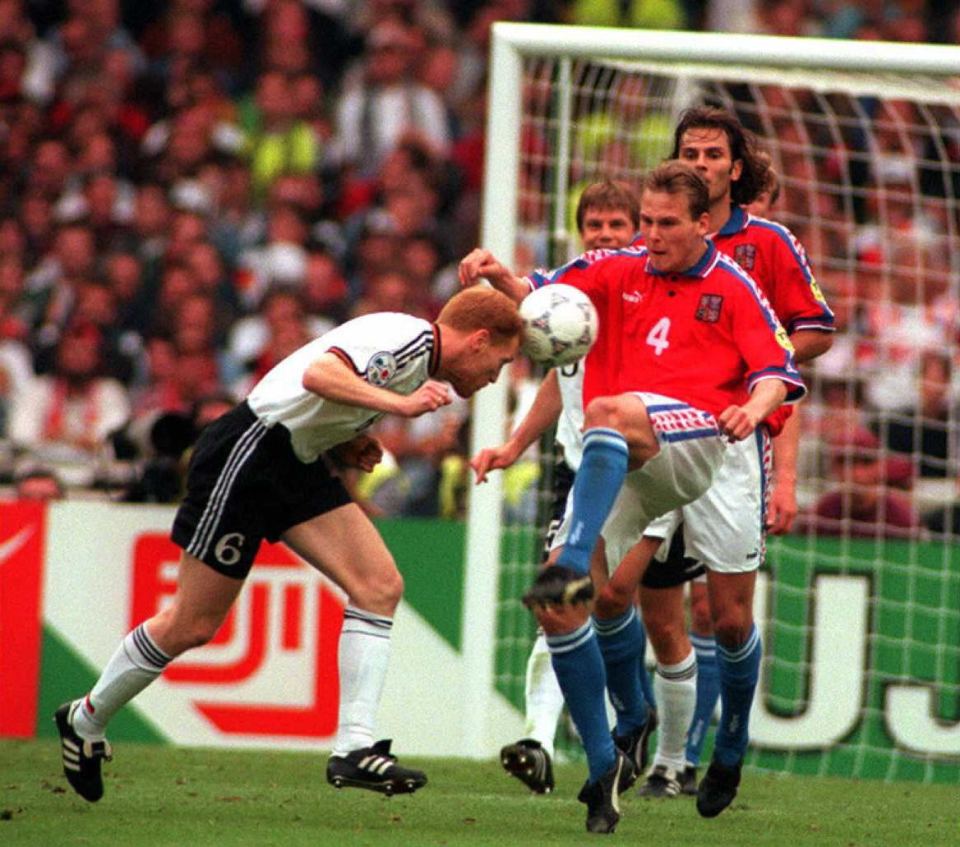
[{"x1": 660, "y1": 428, "x2": 720, "y2": 443}]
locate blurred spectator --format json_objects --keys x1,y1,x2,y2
[
  {"x1": 797, "y1": 427, "x2": 920, "y2": 539},
  {"x1": 7, "y1": 320, "x2": 130, "y2": 487},
  {"x1": 335, "y1": 19, "x2": 451, "y2": 177},
  {"x1": 229, "y1": 287, "x2": 313, "y2": 396},
  {"x1": 876, "y1": 350, "x2": 958, "y2": 480},
  {"x1": 235, "y1": 202, "x2": 309, "y2": 310},
  {"x1": 565, "y1": 0, "x2": 686, "y2": 29},
  {"x1": 240, "y1": 70, "x2": 322, "y2": 200},
  {"x1": 12, "y1": 463, "x2": 65, "y2": 500}
]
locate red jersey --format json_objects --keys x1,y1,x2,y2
[
  {"x1": 628, "y1": 206, "x2": 832, "y2": 436},
  {"x1": 528, "y1": 241, "x2": 805, "y2": 417}
]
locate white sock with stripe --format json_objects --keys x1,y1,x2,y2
[
  {"x1": 333, "y1": 605, "x2": 393, "y2": 757},
  {"x1": 652, "y1": 649, "x2": 697, "y2": 772},
  {"x1": 523, "y1": 632, "x2": 564, "y2": 758},
  {"x1": 73, "y1": 623, "x2": 172, "y2": 741}
]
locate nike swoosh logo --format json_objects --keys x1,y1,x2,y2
[{"x1": 0, "y1": 525, "x2": 36, "y2": 568}]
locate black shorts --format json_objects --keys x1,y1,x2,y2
[
  {"x1": 171, "y1": 402, "x2": 352, "y2": 579},
  {"x1": 640, "y1": 527, "x2": 707, "y2": 589},
  {"x1": 542, "y1": 458, "x2": 575, "y2": 561}
]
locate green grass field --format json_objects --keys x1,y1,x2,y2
[{"x1": 1, "y1": 739, "x2": 958, "y2": 846}]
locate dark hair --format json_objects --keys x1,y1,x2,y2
[
  {"x1": 670, "y1": 106, "x2": 769, "y2": 206},
  {"x1": 642, "y1": 161, "x2": 710, "y2": 219},
  {"x1": 575, "y1": 179, "x2": 640, "y2": 232}
]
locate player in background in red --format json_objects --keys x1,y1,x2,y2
[{"x1": 461, "y1": 161, "x2": 805, "y2": 832}]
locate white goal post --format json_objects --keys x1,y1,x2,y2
[{"x1": 460, "y1": 22, "x2": 960, "y2": 783}]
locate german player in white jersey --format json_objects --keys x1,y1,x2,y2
[
  {"x1": 55, "y1": 287, "x2": 523, "y2": 803},
  {"x1": 461, "y1": 161, "x2": 805, "y2": 833}
]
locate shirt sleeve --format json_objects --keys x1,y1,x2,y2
[
  {"x1": 728, "y1": 273, "x2": 807, "y2": 404},
  {"x1": 764, "y1": 224, "x2": 835, "y2": 334}
]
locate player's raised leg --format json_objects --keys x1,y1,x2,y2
[{"x1": 283, "y1": 503, "x2": 427, "y2": 796}]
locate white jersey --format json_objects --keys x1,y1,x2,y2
[
  {"x1": 555, "y1": 361, "x2": 585, "y2": 471},
  {"x1": 247, "y1": 312, "x2": 436, "y2": 463}
]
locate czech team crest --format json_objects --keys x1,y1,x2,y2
[
  {"x1": 366, "y1": 352, "x2": 398, "y2": 386},
  {"x1": 696, "y1": 294, "x2": 724, "y2": 323},
  {"x1": 733, "y1": 243, "x2": 757, "y2": 270}
]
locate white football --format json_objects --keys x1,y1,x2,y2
[{"x1": 519, "y1": 283, "x2": 599, "y2": 367}]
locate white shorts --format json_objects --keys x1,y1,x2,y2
[
  {"x1": 644, "y1": 428, "x2": 772, "y2": 574},
  {"x1": 552, "y1": 393, "x2": 725, "y2": 572}
]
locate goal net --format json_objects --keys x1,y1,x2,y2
[{"x1": 465, "y1": 23, "x2": 960, "y2": 782}]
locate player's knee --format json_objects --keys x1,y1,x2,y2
[
  {"x1": 594, "y1": 581, "x2": 633, "y2": 619},
  {"x1": 583, "y1": 396, "x2": 627, "y2": 432},
  {"x1": 179, "y1": 613, "x2": 229, "y2": 652},
  {"x1": 712, "y1": 610, "x2": 753, "y2": 647},
  {"x1": 644, "y1": 615, "x2": 686, "y2": 658},
  {"x1": 354, "y1": 562, "x2": 404, "y2": 614},
  {"x1": 690, "y1": 601, "x2": 713, "y2": 635}
]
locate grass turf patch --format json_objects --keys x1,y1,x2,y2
[{"x1": 2, "y1": 739, "x2": 958, "y2": 846}]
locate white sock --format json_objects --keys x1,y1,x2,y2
[
  {"x1": 333, "y1": 605, "x2": 393, "y2": 757},
  {"x1": 73, "y1": 623, "x2": 171, "y2": 741},
  {"x1": 523, "y1": 631, "x2": 564, "y2": 758},
  {"x1": 652, "y1": 649, "x2": 697, "y2": 772}
]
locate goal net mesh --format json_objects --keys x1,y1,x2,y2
[{"x1": 492, "y1": 49, "x2": 960, "y2": 783}]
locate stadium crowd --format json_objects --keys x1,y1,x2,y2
[{"x1": 2, "y1": 0, "x2": 960, "y2": 538}]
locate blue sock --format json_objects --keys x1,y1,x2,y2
[
  {"x1": 685, "y1": 633, "x2": 720, "y2": 766},
  {"x1": 556, "y1": 428, "x2": 628, "y2": 575},
  {"x1": 637, "y1": 618, "x2": 656, "y2": 711},
  {"x1": 547, "y1": 622, "x2": 616, "y2": 783},
  {"x1": 593, "y1": 607, "x2": 650, "y2": 736},
  {"x1": 713, "y1": 625, "x2": 761, "y2": 767}
]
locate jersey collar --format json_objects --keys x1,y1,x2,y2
[
  {"x1": 714, "y1": 204, "x2": 749, "y2": 237},
  {"x1": 428, "y1": 323, "x2": 441, "y2": 376},
  {"x1": 646, "y1": 240, "x2": 718, "y2": 279}
]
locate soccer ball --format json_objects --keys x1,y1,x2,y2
[{"x1": 519, "y1": 284, "x2": 599, "y2": 367}]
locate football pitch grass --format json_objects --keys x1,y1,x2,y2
[{"x1": 2, "y1": 739, "x2": 958, "y2": 846}]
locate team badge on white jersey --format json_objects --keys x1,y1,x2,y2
[{"x1": 366, "y1": 352, "x2": 398, "y2": 386}]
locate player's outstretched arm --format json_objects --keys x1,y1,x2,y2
[
  {"x1": 717, "y1": 378, "x2": 788, "y2": 441},
  {"x1": 470, "y1": 369, "x2": 564, "y2": 483},
  {"x1": 458, "y1": 248, "x2": 529, "y2": 302},
  {"x1": 303, "y1": 353, "x2": 451, "y2": 418}
]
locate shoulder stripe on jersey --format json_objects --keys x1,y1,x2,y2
[
  {"x1": 713, "y1": 256, "x2": 783, "y2": 335},
  {"x1": 395, "y1": 334, "x2": 434, "y2": 369},
  {"x1": 393, "y1": 329, "x2": 435, "y2": 361},
  {"x1": 429, "y1": 324, "x2": 440, "y2": 375},
  {"x1": 528, "y1": 246, "x2": 647, "y2": 288}
]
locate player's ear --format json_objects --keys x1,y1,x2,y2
[
  {"x1": 731, "y1": 157, "x2": 743, "y2": 182},
  {"x1": 470, "y1": 328, "x2": 491, "y2": 351}
]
